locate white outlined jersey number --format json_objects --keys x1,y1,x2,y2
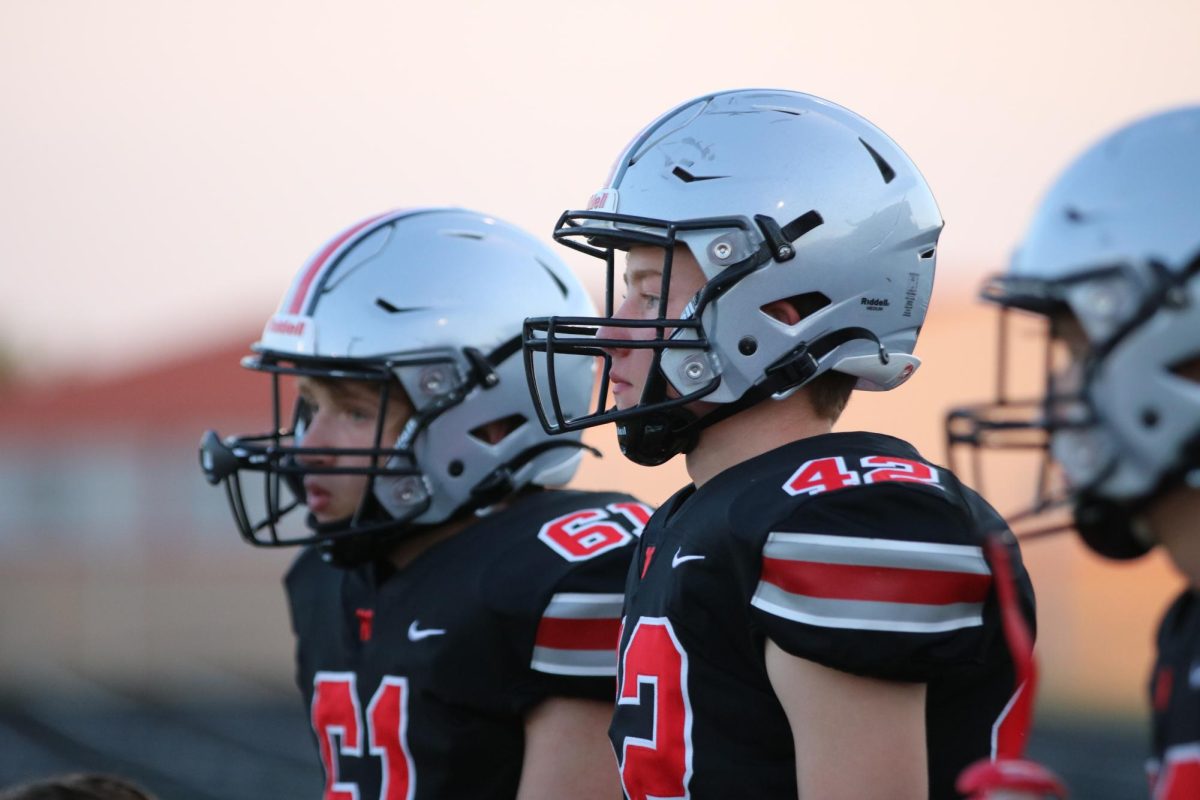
[
  {"x1": 783, "y1": 455, "x2": 941, "y2": 496},
  {"x1": 537, "y1": 502, "x2": 652, "y2": 562},
  {"x1": 615, "y1": 618, "x2": 692, "y2": 800},
  {"x1": 311, "y1": 672, "x2": 416, "y2": 800}
]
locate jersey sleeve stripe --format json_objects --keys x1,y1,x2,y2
[
  {"x1": 541, "y1": 592, "x2": 625, "y2": 619},
  {"x1": 764, "y1": 531, "x2": 990, "y2": 574},
  {"x1": 760, "y1": 557, "x2": 992, "y2": 605},
  {"x1": 535, "y1": 616, "x2": 621, "y2": 651},
  {"x1": 531, "y1": 592, "x2": 623, "y2": 676},
  {"x1": 531, "y1": 647, "x2": 619, "y2": 677},
  {"x1": 751, "y1": 582, "x2": 985, "y2": 633}
]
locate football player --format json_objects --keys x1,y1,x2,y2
[
  {"x1": 523, "y1": 89, "x2": 1035, "y2": 799},
  {"x1": 200, "y1": 208, "x2": 650, "y2": 799},
  {"x1": 947, "y1": 107, "x2": 1200, "y2": 800}
]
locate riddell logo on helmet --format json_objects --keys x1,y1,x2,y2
[
  {"x1": 268, "y1": 318, "x2": 306, "y2": 336},
  {"x1": 587, "y1": 189, "x2": 618, "y2": 213},
  {"x1": 860, "y1": 297, "x2": 890, "y2": 309}
]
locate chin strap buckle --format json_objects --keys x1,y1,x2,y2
[
  {"x1": 754, "y1": 214, "x2": 796, "y2": 262},
  {"x1": 763, "y1": 344, "x2": 819, "y2": 392}
]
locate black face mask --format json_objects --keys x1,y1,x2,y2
[
  {"x1": 945, "y1": 256, "x2": 1200, "y2": 560},
  {"x1": 523, "y1": 208, "x2": 873, "y2": 466}
]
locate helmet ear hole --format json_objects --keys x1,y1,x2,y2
[
  {"x1": 469, "y1": 413, "x2": 527, "y2": 445},
  {"x1": 1169, "y1": 354, "x2": 1200, "y2": 383},
  {"x1": 760, "y1": 292, "x2": 830, "y2": 327}
]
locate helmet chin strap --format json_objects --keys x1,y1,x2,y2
[
  {"x1": 1072, "y1": 430, "x2": 1200, "y2": 560},
  {"x1": 309, "y1": 487, "x2": 438, "y2": 568},
  {"x1": 313, "y1": 439, "x2": 605, "y2": 568},
  {"x1": 616, "y1": 326, "x2": 889, "y2": 467},
  {"x1": 616, "y1": 406, "x2": 701, "y2": 467},
  {"x1": 1072, "y1": 496, "x2": 1155, "y2": 560},
  {"x1": 470, "y1": 439, "x2": 602, "y2": 504}
]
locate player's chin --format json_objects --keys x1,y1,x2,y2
[
  {"x1": 611, "y1": 383, "x2": 640, "y2": 410},
  {"x1": 307, "y1": 501, "x2": 355, "y2": 526}
]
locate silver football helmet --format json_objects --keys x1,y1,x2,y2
[
  {"x1": 946, "y1": 107, "x2": 1200, "y2": 558},
  {"x1": 201, "y1": 208, "x2": 596, "y2": 565},
  {"x1": 524, "y1": 89, "x2": 943, "y2": 465}
]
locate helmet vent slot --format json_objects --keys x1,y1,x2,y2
[
  {"x1": 536, "y1": 258, "x2": 570, "y2": 298},
  {"x1": 671, "y1": 166, "x2": 726, "y2": 183},
  {"x1": 1169, "y1": 354, "x2": 1200, "y2": 383},
  {"x1": 469, "y1": 414, "x2": 527, "y2": 444},
  {"x1": 375, "y1": 298, "x2": 427, "y2": 314},
  {"x1": 764, "y1": 292, "x2": 831, "y2": 325},
  {"x1": 858, "y1": 138, "x2": 896, "y2": 184}
]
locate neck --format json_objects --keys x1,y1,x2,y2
[
  {"x1": 684, "y1": 392, "x2": 835, "y2": 487},
  {"x1": 1147, "y1": 484, "x2": 1200, "y2": 588},
  {"x1": 386, "y1": 510, "x2": 487, "y2": 571}
]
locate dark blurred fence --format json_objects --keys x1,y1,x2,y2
[{"x1": 0, "y1": 690, "x2": 1148, "y2": 800}]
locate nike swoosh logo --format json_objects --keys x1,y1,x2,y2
[
  {"x1": 671, "y1": 547, "x2": 705, "y2": 568},
  {"x1": 407, "y1": 621, "x2": 446, "y2": 641}
]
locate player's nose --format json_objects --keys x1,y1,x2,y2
[{"x1": 595, "y1": 299, "x2": 639, "y2": 356}]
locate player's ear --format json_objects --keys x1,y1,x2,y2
[
  {"x1": 470, "y1": 414, "x2": 526, "y2": 445},
  {"x1": 761, "y1": 299, "x2": 802, "y2": 326}
]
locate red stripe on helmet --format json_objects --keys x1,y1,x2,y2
[{"x1": 287, "y1": 211, "x2": 395, "y2": 314}]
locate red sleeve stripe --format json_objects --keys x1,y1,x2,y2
[
  {"x1": 763, "y1": 531, "x2": 990, "y2": 575},
  {"x1": 753, "y1": 532, "x2": 992, "y2": 631},
  {"x1": 530, "y1": 592, "x2": 624, "y2": 676},
  {"x1": 760, "y1": 557, "x2": 992, "y2": 605},
  {"x1": 285, "y1": 211, "x2": 397, "y2": 314},
  {"x1": 535, "y1": 616, "x2": 621, "y2": 651},
  {"x1": 758, "y1": 532, "x2": 993, "y2": 633}
]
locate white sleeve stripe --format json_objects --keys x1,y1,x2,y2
[
  {"x1": 764, "y1": 531, "x2": 990, "y2": 574},
  {"x1": 531, "y1": 646, "x2": 618, "y2": 676},
  {"x1": 1163, "y1": 742, "x2": 1200, "y2": 763},
  {"x1": 751, "y1": 581, "x2": 984, "y2": 633},
  {"x1": 543, "y1": 592, "x2": 625, "y2": 620}
]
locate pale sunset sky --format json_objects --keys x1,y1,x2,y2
[{"x1": 1, "y1": 0, "x2": 1197, "y2": 378}]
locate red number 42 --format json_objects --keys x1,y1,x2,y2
[{"x1": 783, "y1": 455, "x2": 942, "y2": 497}]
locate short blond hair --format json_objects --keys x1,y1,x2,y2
[{"x1": 805, "y1": 371, "x2": 857, "y2": 422}]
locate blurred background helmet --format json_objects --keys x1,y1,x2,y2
[
  {"x1": 946, "y1": 107, "x2": 1200, "y2": 558},
  {"x1": 201, "y1": 207, "x2": 596, "y2": 565},
  {"x1": 524, "y1": 88, "x2": 943, "y2": 465}
]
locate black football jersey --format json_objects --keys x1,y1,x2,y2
[
  {"x1": 1148, "y1": 589, "x2": 1200, "y2": 799},
  {"x1": 610, "y1": 432, "x2": 1035, "y2": 800},
  {"x1": 286, "y1": 488, "x2": 650, "y2": 800}
]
